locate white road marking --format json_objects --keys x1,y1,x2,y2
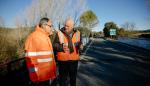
[{"x1": 78, "y1": 38, "x2": 94, "y2": 69}]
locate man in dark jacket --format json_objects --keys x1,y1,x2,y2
[{"x1": 53, "y1": 18, "x2": 83, "y2": 86}]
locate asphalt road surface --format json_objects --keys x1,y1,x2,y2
[
  {"x1": 77, "y1": 38, "x2": 150, "y2": 86},
  {"x1": 1, "y1": 38, "x2": 150, "y2": 86}
]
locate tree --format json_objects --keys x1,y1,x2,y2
[
  {"x1": 143, "y1": 1, "x2": 150, "y2": 22},
  {"x1": 146, "y1": 0, "x2": 150, "y2": 12},
  {"x1": 76, "y1": 26, "x2": 91, "y2": 38},
  {"x1": 103, "y1": 22, "x2": 118, "y2": 37},
  {"x1": 0, "y1": 16, "x2": 5, "y2": 27},
  {"x1": 92, "y1": 32, "x2": 102, "y2": 38},
  {"x1": 121, "y1": 22, "x2": 136, "y2": 31},
  {"x1": 80, "y1": 10, "x2": 99, "y2": 29},
  {"x1": 12, "y1": 0, "x2": 88, "y2": 58},
  {"x1": 14, "y1": 0, "x2": 87, "y2": 28},
  {"x1": 118, "y1": 28, "x2": 125, "y2": 37},
  {"x1": 130, "y1": 23, "x2": 136, "y2": 31}
]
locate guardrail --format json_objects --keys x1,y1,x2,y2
[
  {"x1": 0, "y1": 57, "x2": 30, "y2": 85},
  {"x1": 0, "y1": 57, "x2": 24, "y2": 74}
]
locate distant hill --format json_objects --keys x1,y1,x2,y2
[{"x1": 136, "y1": 29, "x2": 150, "y2": 33}]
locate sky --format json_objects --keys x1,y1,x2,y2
[
  {"x1": 0, "y1": 0, "x2": 150, "y2": 31},
  {"x1": 0, "y1": 0, "x2": 31, "y2": 27},
  {"x1": 87, "y1": 0, "x2": 150, "y2": 31}
]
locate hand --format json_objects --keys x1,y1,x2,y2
[
  {"x1": 63, "y1": 44, "x2": 69, "y2": 52},
  {"x1": 79, "y1": 44, "x2": 84, "y2": 51}
]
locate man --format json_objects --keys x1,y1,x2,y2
[
  {"x1": 24, "y1": 18, "x2": 56, "y2": 85},
  {"x1": 53, "y1": 18, "x2": 83, "y2": 86}
]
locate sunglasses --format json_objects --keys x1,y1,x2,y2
[{"x1": 45, "y1": 24, "x2": 53, "y2": 28}]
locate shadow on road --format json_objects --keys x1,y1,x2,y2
[{"x1": 77, "y1": 39, "x2": 150, "y2": 86}]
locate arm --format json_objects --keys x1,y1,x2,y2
[
  {"x1": 52, "y1": 33, "x2": 64, "y2": 52},
  {"x1": 79, "y1": 31, "x2": 84, "y2": 51},
  {"x1": 24, "y1": 35, "x2": 37, "y2": 66}
]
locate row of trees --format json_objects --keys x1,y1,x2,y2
[
  {"x1": 79, "y1": 10, "x2": 99, "y2": 37},
  {"x1": 13, "y1": 0, "x2": 99, "y2": 48},
  {"x1": 14, "y1": 0, "x2": 87, "y2": 28},
  {"x1": 0, "y1": 0, "x2": 99, "y2": 64},
  {"x1": 102, "y1": 0, "x2": 150, "y2": 38},
  {"x1": 103, "y1": 21, "x2": 137, "y2": 38}
]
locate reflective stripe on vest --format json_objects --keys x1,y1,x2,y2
[
  {"x1": 37, "y1": 58, "x2": 53, "y2": 63},
  {"x1": 75, "y1": 31, "x2": 80, "y2": 46},
  {"x1": 25, "y1": 51, "x2": 53, "y2": 57},
  {"x1": 58, "y1": 30, "x2": 80, "y2": 44},
  {"x1": 58, "y1": 30, "x2": 64, "y2": 44},
  {"x1": 29, "y1": 67, "x2": 38, "y2": 73},
  {"x1": 76, "y1": 31, "x2": 79, "y2": 42}
]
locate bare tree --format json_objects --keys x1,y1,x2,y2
[
  {"x1": 0, "y1": 16, "x2": 5, "y2": 27},
  {"x1": 73, "y1": 0, "x2": 88, "y2": 26},
  {"x1": 14, "y1": 0, "x2": 87, "y2": 29},
  {"x1": 121, "y1": 22, "x2": 136, "y2": 31},
  {"x1": 130, "y1": 23, "x2": 136, "y2": 31},
  {"x1": 122, "y1": 22, "x2": 130, "y2": 31},
  {"x1": 146, "y1": 0, "x2": 150, "y2": 11},
  {"x1": 145, "y1": 0, "x2": 150, "y2": 21}
]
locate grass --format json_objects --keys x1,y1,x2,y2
[
  {"x1": 0, "y1": 27, "x2": 32, "y2": 63},
  {"x1": 0, "y1": 27, "x2": 33, "y2": 77}
]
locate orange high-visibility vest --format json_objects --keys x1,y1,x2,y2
[
  {"x1": 25, "y1": 25, "x2": 56, "y2": 82},
  {"x1": 57, "y1": 30, "x2": 80, "y2": 61}
]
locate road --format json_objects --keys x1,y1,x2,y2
[
  {"x1": 77, "y1": 38, "x2": 150, "y2": 86},
  {"x1": 1, "y1": 38, "x2": 150, "y2": 86}
]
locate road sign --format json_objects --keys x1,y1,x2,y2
[{"x1": 110, "y1": 29, "x2": 116, "y2": 35}]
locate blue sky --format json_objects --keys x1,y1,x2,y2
[
  {"x1": 0, "y1": 0, "x2": 150, "y2": 31},
  {"x1": 0, "y1": 0, "x2": 31, "y2": 27},
  {"x1": 87, "y1": 0, "x2": 150, "y2": 31}
]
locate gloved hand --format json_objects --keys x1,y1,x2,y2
[{"x1": 79, "y1": 44, "x2": 84, "y2": 55}]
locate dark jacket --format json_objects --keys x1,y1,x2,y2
[{"x1": 53, "y1": 27, "x2": 82, "y2": 53}]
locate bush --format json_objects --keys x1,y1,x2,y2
[
  {"x1": 139, "y1": 34, "x2": 150, "y2": 38},
  {"x1": 0, "y1": 27, "x2": 32, "y2": 64}
]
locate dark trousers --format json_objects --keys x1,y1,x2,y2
[
  {"x1": 58, "y1": 60, "x2": 78, "y2": 86},
  {"x1": 30, "y1": 79, "x2": 57, "y2": 86}
]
